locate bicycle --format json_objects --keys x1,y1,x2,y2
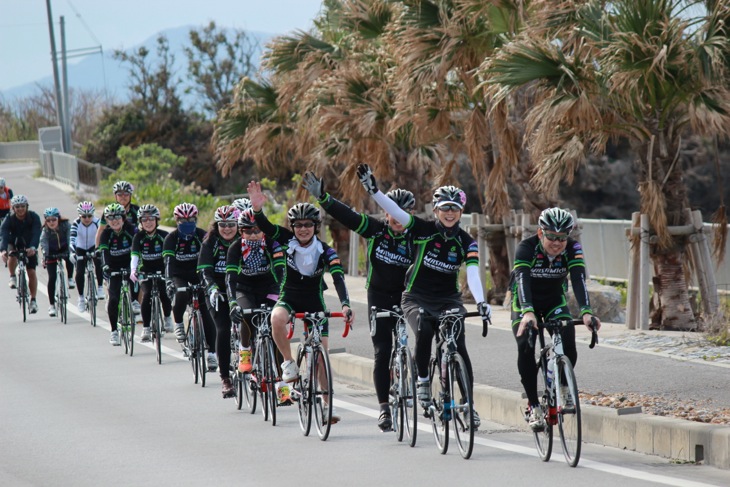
[
  {"x1": 9, "y1": 249, "x2": 30, "y2": 322},
  {"x1": 50, "y1": 253, "x2": 69, "y2": 324},
  {"x1": 179, "y1": 283, "x2": 207, "y2": 387},
  {"x1": 370, "y1": 305, "x2": 417, "y2": 447},
  {"x1": 288, "y1": 311, "x2": 350, "y2": 441},
  {"x1": 139, "y1": 272, "x2": 166, "y2": 364},
  {"x1": 526, "y1": 317, "x2": 598, "y2": 467},
  {"x1": 78, "y1": 253, "x2": 99, "y2": 327},
  {"x1": 109, "y1": 269, "x2": 135, "y2": 356},
  {"x1": 421, "y1": 308, "x2": 489, "y2": 460}
]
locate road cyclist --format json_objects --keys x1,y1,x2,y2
[
  {"x1": 39, "y1": 207, "x2": 74, "y2": 318},
  {"x1": 99, "y1": 203, "x2": 136, "y2": 346},
  {"x1": 0, "y1": 177, "x2": 14, "y2": 223},
  {"x1": 0, "y1": 194, "x2": 42, "y2": 314},
  {"x1": 247, "y1": 180, "x2": 355, "y2": 423},
  {"x1": 70, "y1": 201, "x2": 105, "y2": 314},
  {"x1": 302, "y1": 171, "x2": 416, "y2": 432},
  {"x1": 356, "y1": 164, "x2": 492, "y2": 429}
]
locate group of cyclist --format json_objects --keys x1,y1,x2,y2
[{"x1": 1, "y1": 165, "x2": 601, "y2": 435}]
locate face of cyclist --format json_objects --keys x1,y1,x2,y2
[
  {"x1": 107, "y1": 214, "x2": 124, "y2": 232},
  {"x1": 13, "y1": 204, "x2": 28, "y2": 219},
  {"x1": 80, "y1": 213, "x2": 94, "y2": 226},
  {"x1": 45, "y1": 216, "x2": 59, "y2": 229},
  {"x1": 291, "y1": 219, "x2": 315, "y2": 244},
  {"x1": 538, "y1": 228, "x2": 569, "y2": 257},
  {"x1": 434, "y1": 203, "x2": 462, "y2": 228},
  {"x1": 217, "y1": 221, "x2": 238, "y2": 241},
  {"x1": 140, "y1": 215, "x2": 157, "y2": 233},
  {"x1": 115, "y1": 190, "x2": 131, "y2": 208},
  {"x1": 240, "y1": 225, "x2": 263, "y2": 242}
]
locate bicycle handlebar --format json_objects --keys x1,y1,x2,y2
[
  {"x1": 109, "y1": 269, "x2": 130, "y2": 277},
  {"x1": 526, "y1": 318, "x2": 599, "y2": 349},
  {"x1": 287, "y1": 311, "x2": 350, "y2": 339},
  {"x1": 419, "y1": 308, "x2": 490, "y2": 337}
]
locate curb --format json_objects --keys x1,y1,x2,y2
[{"x1": 329, "y1": 350, "x2": 730, "y2": 469}]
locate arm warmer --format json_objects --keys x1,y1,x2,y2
[
  {"x1": 466, "y1": 265, "x2": 485, "y2": 304},
  {"x1": 371, "y1": 191, "x2": 411, "y2": 227}
]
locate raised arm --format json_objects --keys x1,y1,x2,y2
[{"x1": 356, "y1": 164, "x2": 412, "y2": 227}]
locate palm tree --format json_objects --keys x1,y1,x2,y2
[{"x1": 480, "y1": 0, "x2": 730, "y2": 329}]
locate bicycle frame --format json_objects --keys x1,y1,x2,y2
[
  {"x1": 10, "y1": 250, "x2": 30, "y2": 322},
  {"x1": 81, "y1": 255, "x2": 98, "y2": 327},
  {"x1": 179, "y1": 283, "x2": 207, "y2": 387},
  {"x1": 51, "y1": 254, "x2": 69, "y2": 324},
  {"x1": 140, "y1": 272, "x2": 166, "y2": 364},
  {"x1": 110, "y1": 269, "x2": 135, "y2": 356}
]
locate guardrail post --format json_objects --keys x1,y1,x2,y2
[{"x1": 639, "y1": 214, "x2": 651, "y2": 330}]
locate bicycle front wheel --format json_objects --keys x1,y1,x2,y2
[
  {"x1": 120, "y1": 290, "x2": 132, "y2": 355},
  {"x1": 403, "y1": 347, "x2": 418, "y2": 447},
  {"x1": 388, "y1": 351, "x2": 404, "y2": 442},
  {"x1": 556, "y1": 356, "x2": 582, "y2": 467},
  {"x1": 196, "y1": 310, "x2": 207, "y2": 387},
  {"x1": 312, "y1": 345, "x2": 333, "y2": 441},
  {"x1": 86, "y1": 269, "x2": 97, "y2": 327},
  {"x1": 294, "y1": 344, "x2": 312, "y2": 436},
  {"x1": 262, "y1": 336, "x2": 278, "y2": 426},
  {"x1": 59, "y1": 271, "x2": 68, "y2": 324},
  {"x1": 152, "y1": 297, "x2": 163, "y2": 364},
  {"x1": 18, "y1": 271, "x2": 27, "y2": 322},
  {"x1": 450, "y1": 353, "x2": 474, "y2": 459},
  {"x1": 533, "y1": 361, "x2": 553, "y2": 462},
  {"x1": 187, "y1": 318, "x2": 200, "y2": 384},
  {"x1": 428, "y1": 358, "x2": 449, "y2": 454}
]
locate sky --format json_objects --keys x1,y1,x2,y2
[{"x1": 0, "y1": 0, "x2": 324, "y2": 91}]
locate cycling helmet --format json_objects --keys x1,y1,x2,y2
[
  {"x1": 44, "y1": 207, "x2": 60, "y2": 218},
  {"x1": 386, "y1": 188, "x2": 416, "y2": 210},
  {"x1": 432, "y1": 185, "x2": 466, "y2": 209},
  {"x1": 237, "y1": 208, "x2": 257, "y2": 228},
  {"x1": 232, "y1": 197, "x2": 252, "y2": 212},
  {"x1": 104, "y1": 203, "x2": 125, "y2": 217},
  {"x1": 10, "y1": 194, "x2": 28, "y2": 206},
  {"x1": 0, "y1": 178, "x2": 5, "y2": 188},
  {"x1": 287, "y1": 202, "x2": 321, "y2": 224},
  {"x1": 137, "y1": 204, "x2": 161, "y2": 220},
  {"x1": 77, "y1": 201, "x2": 95, "y2": 215},
  {"x1": 538, "y1": 207, "x2": 574, "y2": 234},
  {"x1": 173, "y1": 202, "x2": 199, "y2": 219},
  {"x1": 214, "y1": 205, "x2": 239, "y2": 223},
  {"x1": 113, "y1": 180, "x2": 134, "y2": 194}
]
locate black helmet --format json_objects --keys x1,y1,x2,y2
[
  {"x1": 538, "y1": 207, "x2": 574, "y2": 234},
  {"x1": 287, "y1": 203, "x2": 321, "y2": 224},
  {"x1": 386, "y1": 189, "x2": 416, "y2": 210},
  {"x1": 432, "y1": 185, "x2": 466, "y2": 209}
]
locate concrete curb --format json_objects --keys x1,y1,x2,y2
[{"x1": 329, "y1": 350, "x2": 730, "y2": 469}]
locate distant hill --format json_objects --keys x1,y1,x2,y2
[{"x1": 0, "y1": 25, "x2": 278, "y2": 110}]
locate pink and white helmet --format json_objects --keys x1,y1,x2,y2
[
  {"x1": 77, "y1": 201, "x2": 95, "y2": 215},
  {"x1": 173, "y1": 202, "x2": 198, "y2": 219}
]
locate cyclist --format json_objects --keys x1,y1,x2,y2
[
  {"x1": 0, "y1": 195, "x2": 42, "y2": 314},
  {"x1": 231, "y1": 197, "x2": 251, "y2": 213},
  {"x1": 130, "y1": 204, "x2": 173, "y2": 342},
  {"x1": 510, "y1": 207, "x2": 602, "y2": 431},
  {"x1": 99, "y1": 203, "x2": 136, "y2": 345},
  {"x1": 198, "y1": 205, "x2": 245, "y2": 397},
  {"x1": 39, "y1": 207, "x2": 74, "y2": 317},
  {"x1": 70, "y1": 201, "x2": 105, "y2": 312},
  {"x1": 357, "y1": 164, "x2": 491, "y2": 429},
  {"x1": 163, "y1": 203, "x2": 218, "y2": 370},
  {"x1": 248, "y1": 180, "x2": 354, "y2": 423},
  {"x1": 0, "y1": 177, "x2": 14, "y2": 222},
  {"x1": 226, "y1": 208, "x2": 285, "y2": 400},
  {"x1": 302, "y1": 171, "x2": 415, "y2": 431}
]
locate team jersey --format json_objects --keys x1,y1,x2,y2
[
  {"x1": 99, "y1": 222, "x2": 135, "y2": 271},
  {"x1": 318, "y1": 193, "x2": 412, "y2": 294},
  {"x1": 131, "y1": 229, "x2": 168, "y2": 273},
  {"x1": 197, "y1": 234, "x2": 236, "y2": 293},
  {"x1": 163, "y1": 227, "x2": 206, "y2": 282},
  {"x1": 100, "y1": 203, "x2": 140, "y2": 227},
  {"x1": 70, "y1": 216, "x2": 100, "y2": 251},
  {"x1": 511, "y1": 234, "x2": 592, "y2": 315},
  {"x1": 225, "y1": 236, "x2": 285, "y2": 298}
]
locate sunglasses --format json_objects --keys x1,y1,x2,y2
[
  {"x1": 437, "y1": 204, "x2": 461, "y2": 212},
  {"x1": 177, "y1": 217, "x2": 197, "y2": 223},
  {"x1": 45, "y1": 217, "x2": 58, "y2": 222},
  {"x1": 543, "y1": 232, "x2": 568, "y2": 242},
  {"x1": 242, "y1": 228, "x2": 262, "y2": 235},
  {"x1": 80, "y1": 214, "x2": 93, "y2": 219},
  {"x1": 13, "y1": 205, "x2": 27, "y2": 210},
  {"x1": 115, "y1": 191, "x2": 131, "y2": 197},
  {"x1": 218, "y1": 222, "x2": 237, "y2": 228},
  {"x1": 140, "y1": 216, "x2": 157, "y2": 223},
  {"x1": 292, "y1": 222, "x2": 315, "y2": 229},
  {"x1": 107, "y1": 215, "x2": 123, "y2": 221}
]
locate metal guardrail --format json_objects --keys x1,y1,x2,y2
[{"x1": 0, "y1": 141, "x2": 40, "y2": 160}]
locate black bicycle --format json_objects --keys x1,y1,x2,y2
[
  {"x1": 49, "y1": 253, "x2": 69, "y2": 324},
  {"x1": 110, "y1": 269, "x2": 135, "y2": 356},
  {"x1": 241, "y1": 305, "x2": 280, "y2": 424},
  {"x1": 140, "y1": 272, "x2": 166, "y2": 364},
  {"x1": 180, "y1": 283, "x2": 207, "y2": 386},
  {"x1": 9, "y1": 250, "x2": 30, "y2": 322},
  {"x1": 526, "y1": 317, "x2": 598, "y2": 467},
  {"x1": 78, "y1": 253, "x2": 99, "y2": 327}
]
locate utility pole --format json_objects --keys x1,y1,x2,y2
[
  {"x1": 45, "y1": 0, "x2": 67, "y2": 153},
  {"x1": 60, "y1": 16, "x2": 72, "y2": 154}
]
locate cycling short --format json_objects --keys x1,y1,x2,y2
[
  {"x1": 274, "y1": 293, "x2": 328, "y2": 336},
  {"x1": 8, "y1": 244, "x2": 38, "y2": 270}
]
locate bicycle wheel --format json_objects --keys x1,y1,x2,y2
[
  {"x1": 403, "y1": 347, "x2": 418, "y2": 447},
  {"x1": 86, "y1": 268, "x2": 97, "y2": 327},
  {"x1": 556, "y1": 356, "x2": 582, "y2": 467},
  {"x1": 428, "y1": 357, "x2": 448, "y2": 454},
  {"x1": 312, "y1": 345, "x2": 333, "y2": 441},
  {"x1": 127, "y1": 294, "x2": 136, "y2": 357},
  {"x1": 388, "y1": 351, "x2": 403, "y2": 441},
  {"x1": 196, "y1": 310, "x2": 207, "y2": 387},
  {"x1": 294, "y1": 344, "x2": 312, "y2": 436},
  {"x1": 254, "y1": 341, "x2": 268, "y2": 420},
  {"x1": 152, "y1": 297, "x2": 163, "y2": 364},
  {"x1": 450, "y1": 353, "x2": 474, "y2": 459},
  {"x1": 187, "y1": 317, "x2": 200, "y2": 384},
  {"x1": 533, "y1": 361, "x2": 553, "y2": 462},
  {"x1": 58, "y1": 270, "x2": 67, "y2": 324},
  {"x1": 262, "y1": 336, "x2": 278, "y2": 426},
  {"x1": 18, "y1": 271, "x2": 27, "y2": 322},
  {"x1": 120, "y1": 290, "x2": 131, "y2": 354}
]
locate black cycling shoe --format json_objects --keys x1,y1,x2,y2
[{"x1": 378, "y1": 411, "x2": 393, "y2": 432}]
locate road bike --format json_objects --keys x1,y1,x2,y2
[
  {"x1": 78, "y1": 252, "x2": 99, "y2": 327},
  {"x1": 526, "y1": 317, "x2": 598, "y2": 467},
  {"x1": 110, "y1": 269, "x2": 135, "y2": 356},
  {"x1": 371, "y1": 305, "x2": 417, "y2": 446},
  {"x1": 421, "y1": 308, "x2": 489, "y2": 460},
  {"x1": 140, "y1": 272, "x2": 166, "y2": 364},
  {"x1": 50, "y1": 253, "x2": 69, "y2": 324},
  {"x1": 289, "y1": 311, "x2": 350, "y2": 441},
  {"x1": 180, "y1": 283, "x2": 207, "y2": 386},
  {"x1": 10, "y1": 249, "x2": 30, "y2": 322}
]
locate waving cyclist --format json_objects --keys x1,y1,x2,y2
[
  {"x1": 511, "y1": 207, "x2": 602, "y2": 431},
  {"x1": 70, "y1": 201, "x2": 104, "y2": 311}
]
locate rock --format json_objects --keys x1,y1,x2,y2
[{"x1": 568, "y1": 279, "x2": 625, "y2": 323}]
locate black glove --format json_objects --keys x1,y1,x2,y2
[
  {"x1": 477, "y1": 302, "x2": 492, "y2": 320},
  {"x1": 357, "y1": 164, "x2": 378, "y2": 195},
  {"x1": 229, "y1": 304, "x2": 243, "y2": 322},
  {"x1": 166, "y1": 280, "x2": 176, "y2": 299},
  {"x1": 302, "y1": 171, "x2": 325, "y2": 200}
]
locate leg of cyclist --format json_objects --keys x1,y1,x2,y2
[
  {"x1": 402, "y1": 293, "x2": 434, "y2": 405},
  {"x1": 171, "y1": 276, "x2": 189, "y2": 341},
  {"x1": 159, "y1": 284, "x2": 173, "y2": 331},
  {"x1": 74, "y1": 251, "x2": 85, "y2": 298},
  {"x1": 46, "y1": 259, "x2": 58, "y2": 317},
  {"x1": 212, "y1": 298, "x2": 234, "y2": 397},
  {"x1": 198, "y1": 289, "x2": 218, "y2": 370},
  {"x1": 139, "y1": 280, "x2": 152, "y2": 342},
  {"x1": 93, "y1": 250, "x2": 105, "y2": 299},
  {"x1": 271, "y1": 304, "x2": 294, "y2": 373},
  {"x1": 107, "y1": 274, "x2": 123, "y2": 345},
  {"x1": 235, "y1": 293, "x2": 258, "y2": 374},
  {"x1": 64, "y1": 255, "x2": 74, "y2": 288},
  {"x1": 26, "y1": 253, "x2": 39, "y2": 313},
  {"x1": 7, "y1": 246, "x2": 17, "y2": 287},
  {"x1": 368, "y1": 289, "x2": 399, "y2": 431}
]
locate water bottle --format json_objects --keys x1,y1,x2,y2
[
  {"x1": 546, "y1": 356, "x2": 555, "y2": 389},
  {"x1": 442, "y1": 393, "x2": 452, "y2": 420}
]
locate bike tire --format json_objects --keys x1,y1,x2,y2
[
  {"x1": 262, "y1": 336, "x2": 278, "y2": 426},
  {"x1": 557, "y1": 356, "x2": 582, "y2": 467},
  {"x1": 533, "y1": 361, "x2": 553, "y2": 462},
  {"x1": 244, "y1": 339, "x2": 257, "y2": 413},
  {"x1": 295, "y1": 344, "x2": 312, "y2": 436},
  {"x1": 312, "y1": 345, "x2": 333, "y2": 441},
  {"x1": 152, "y1": 297, "x2": 163, "y2": 364},
  {"x1": 388, "y1": 350, "x2": 404, "y2": 442},
  {"x1": 128, "y1": 294, "x2": 136, "y2": 357},
  {"x1": 450, "y1": 353, "x2": 474, "y2": 459},
  {"x1": 254, "y1": 341, "x2": 268, "y2": 420},
  {"x1": 196, "y1": 310, "x2": 207, "y2": 387},
  {"x1": 187, "y1": 317, "x2": 200, "y2": 384},
  {"x1": 428, "y1": 358, "x2": 449, "y2": 454},
  {"x1": 87, "y1": 268, "x2": 97, "y2": 327},
  {"x1": 19, "y1": 271, "x2": 27, "y2": 322},
  {"x1": 403, "y1": 347, "x2": 418, "y2": 448},
  {"x1": 120, "y1": 290, "x2": 131, "y2": 354},
  {"x1": 58, "y1": 270, "x2": 67, "y2": 324}
]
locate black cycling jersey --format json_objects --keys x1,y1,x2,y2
[
  {"x1": 225, "y1": 236, "x2": 284, "y2": 299},
  {"x1": 318, "y1": 193, "x2": 412, "y2": 294},
  {"x1": 99, "y1": 222, "x2": 135, "y2": 270},
  {"x1": 197, "y1": 234, "x2": 236, "y2": 294},
  {"x1": 100, "y1": 203, "x2": 140, "y2": 227},
  {"x1": 131, "y1": 229, "x2": 168, "y2": 274},
  {"x1": 163, "y1": 227, "x2": 206, "y2": 283},
  {"x1": 0, "y1": 211, "x2": 42, "y2": 252}
]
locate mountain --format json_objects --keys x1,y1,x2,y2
[{"x1": 0, "y1": 25, "x2": 278, "y2": 110}]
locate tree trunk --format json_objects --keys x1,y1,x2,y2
[
  {"x1": 651, "y1": 244, "x2": 696, "y2": 330},
  {"x1": 486, "y1": 230, "x2": 509, "y2": 304}
]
